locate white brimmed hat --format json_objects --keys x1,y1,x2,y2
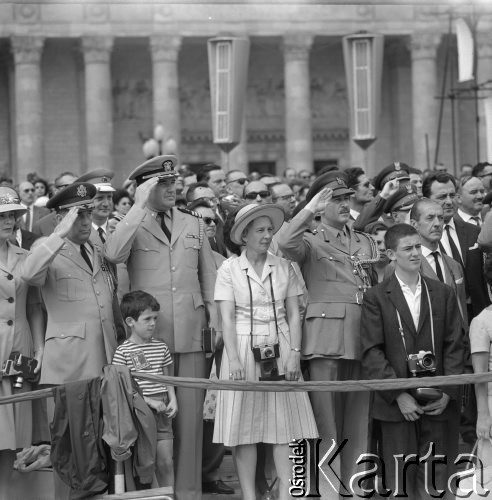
[
  {"x1": 0, "y1": 187, "x2": 27, "y2": 216},
  {"x1": 76, "y1": 169, "x2": 116, "y2": 193},
  {"x1": 230, "y1": 203, "x2": 284, "y2": 245}
]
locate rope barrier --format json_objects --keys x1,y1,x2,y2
[{"x1": 1, "y1": 370, "x2": 492, "y2": 406}]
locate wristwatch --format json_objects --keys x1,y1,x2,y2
[{"x1": 290, "y1": 347, "x2": 301, "y2": 352}]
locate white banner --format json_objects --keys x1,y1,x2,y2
[{"x1": 455, "y1": 18, "x2": 475, "y2": 83}]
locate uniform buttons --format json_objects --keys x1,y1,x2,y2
[
  {"x1": 358, "y1": 286, "x2": 363, "y2": 290},
  {"x1": 7, "y1": 297, "x2": 14, "y2": 303},
  {"x1": 329, "y1": 257, "x2": 333, "y2": 261},
  {"x1": 353, "y1": 270, "x2": 357, "y2": 274},
  {"x1": 61, "y1": 334, "x2": 65, "y2": 338},
  {"x1": 321, "y1": 313, "x2": 326, "y2": 318},
  {"x1": 6, "y1": 274, "x2": 13, "y2": 280},
  {"x1": 96, "y1": 291, "x2": 100, "y2": 295},
  {"x1": 172, "y1": 287, "x2": 176, "y2": 292},
  {"x1": 100, "y1": 304, "x2": 104, "y2": 308},
  {"x1": 7, "y1": 320, "x2": 13, "y2": 326},
  {"x1": 93, "y1": 279, "x2": 97, "y2": 283},
  {"x1": 171, "y1": 266, "x2": 176, "y2": 272}
]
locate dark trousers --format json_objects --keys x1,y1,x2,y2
[
  {"x1": 173, "y1": 352, "x2": 206, "y2": 500},
  {"x1": 378, "y1": 414, "x2": 457, "y2": 500}
]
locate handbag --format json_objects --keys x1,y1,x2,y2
[{"x1": 203, "y1": 349, "x2": 223, "y2": 421}]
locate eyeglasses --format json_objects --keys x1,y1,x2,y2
[
  {"x1": 227, "y1": 178, "x2": 247, "y2": 185},
  {"x1": 314, "y1": 215, "x2": 322, "y2": 222},
  {"x1": 244, "y1": 191, "x2": 270, "y2": 200},
  {"x1": 23, "y1": 189, "x2": 34, "y2": 193},
  {"x1": 203, "y1": 217, "x2": 217, "y2": 225}
]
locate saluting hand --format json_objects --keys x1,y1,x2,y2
[
  {"x1": 305, "y1": 187, "x2": 333, "y2": 215},
  {"x1": 134, "y1": 176, "x2": 159, "y2": 209},
  {"x1": 53, "y1": 207, "x2": 79, "y2": 238},
  {"x1": 379, "y1": 179, "x2": 400, "y2": 200}
]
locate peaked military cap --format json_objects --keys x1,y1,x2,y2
[
  {"x1": 384, "y1": 183, "x2": 419, "y2": 213},
  {"x1": 46, "y1": 182, "x2": 97, "y2": 211},
  {"x1": 76, "y1": 169, "x2": 115, "y2": 193},
  {"x1": 373, "y1": 162, "x2": 411, "y2": 191},
  {"x1": 129, "y1": 155, "x2": 178, "y2": 186},
  {"x1": 306, "y1": 171, "x2": 354, "y2": 202}
]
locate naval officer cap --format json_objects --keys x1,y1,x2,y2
[
  {"x1": 306, "y1": 171, "x2": 354, "y2": 202},
  {"x1": 384, "y1": 184, "x2": 419, "y2": 213},
  {"x1": 373, "y1": 162, "x2": 411, "y2": 192},
  {"x1": 46, "y1": 182, "x2": 97, "y2": 211},
  {"x1": 76, "y1": 169, "x2": 116, "y2": 193},
  {"x1": 129, "y1": 155, "x2": 179, "y2": 186}
]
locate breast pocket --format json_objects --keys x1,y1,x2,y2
[
  {"x1": 182, "y1": 237, "x2": 200, "y2": 268},
  {"x1": 314, "y1": 250, "x2": 341, "y2": 281},
  {"x1": 54, "y1": 271, "x2": 86, "y2": 301},
  {"x1": 132, "y1": 247, "x2": 161, "y2": 270}
]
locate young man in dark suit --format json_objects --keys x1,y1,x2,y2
[{"x1": 361, "y1": 224, "x2": 464, "y2": 499}]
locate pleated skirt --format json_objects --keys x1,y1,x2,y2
[{"x1": 213, "y1": 321, "x2": 318, "y2": 447}]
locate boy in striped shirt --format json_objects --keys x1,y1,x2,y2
[{"x1": 112, "y1": 290, "x2": 177, "y2": 488}]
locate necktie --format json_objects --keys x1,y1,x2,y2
[
  {"x1": 471, "y1": 216, "x2": 481, "y2": 227},
  {"x1": 444, "y1": 225, "x2": 463, "y2": 267},
  {"x1": 25, "y1": 209, "x2": 31, "y2": 231},
  {"x1": 97, "y1": 227, "x2": 106, "y2": 244},
  {"x1": 80, "y1": 244, "x2": 93, "y2": 272},
  {"x1": 431, "y1": 251, "x2": 444, "y2": 282},
  {"x1": 160, "y1": 214, "x2": 172, "y2": 241}
]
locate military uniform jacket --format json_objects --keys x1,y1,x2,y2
[
  {"x1": 104, "y1": 205, "x2": 216, "y2": 353},
  {"x1": 278, "y1": 208, "x2": 378, "y2": 360},
  {"x1": 21, "y1": 234, "x2": 117, "y2": 385}
]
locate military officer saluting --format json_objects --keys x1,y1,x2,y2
[
  {"x1": 279, "y1": 171, "x2": 379, "y2": 499},
  {"x1": 105, "y1": 155, "x2": 217, "y2": 500},
  {"x1": 21, "y1": 182, "x2": 118, "y2": 385}
]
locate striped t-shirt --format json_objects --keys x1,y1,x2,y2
[{"x1": 112, "y1": 338, "x2": 173, "y2": 396}]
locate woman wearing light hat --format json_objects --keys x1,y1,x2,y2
[
  {"x1": 0, "y1": 187, "x2": 44, "y2": 494},
  {"x1": 213, "y1": 203, "x2": 318, "y2": 500}
]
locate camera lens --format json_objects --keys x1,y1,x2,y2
[
  {"x1": 263, "y1": 348, "x2": 274, "y2": 358},
  {"x1": 421, "y1": 355, "x2": 434, "y2": 369}
]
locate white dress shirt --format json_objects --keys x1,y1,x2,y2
[
  {"x1": 457, "y1": 208, "x2": 481, "y2": 226},
  {"x1": 92, "y1": 221, "x2": 108, "y2": 243},
  {"x1": 349, "y1": 208, "x2": 360, "y2": 221},
  {"x1": 440, "y1": 218, "x2": 462, "y2": 261},
  {"x1": 421, "y1": 246, "x2": 446, "y2": 283},
  {"x1": 21, "y1": 203, "x2": 34, "y2": 232},
  {"x1": 395, "y1": 272, "x2": 421, "y2": 330}
]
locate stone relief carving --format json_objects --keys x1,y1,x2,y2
[
  {"x1": 310, "y1": 77, "x2": 348, "y2": 123},
  {"x1": 13, "y1": 4, "x2": 40, "y2": 23},
  {"x1": 112, "y1": 79, "x2": 152, "y2": 120}
]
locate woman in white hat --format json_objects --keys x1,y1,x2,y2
[
  {"x1": 213, "y1": 203, "x2": 318, "y2": 500},
  {"x1": 0, "y1": 187, "x2": 44, "y2": 494}
]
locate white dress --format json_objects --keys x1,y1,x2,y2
[
  {"x1": 213, "y1": 251, "x2": 318, "y2": 446},
  {"x1": 470, "y1": 308, "x2": 492, "y2": 465}
]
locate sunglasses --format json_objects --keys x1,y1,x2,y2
[
  {"x1": 276, "y1": 193, "x2": 295, "y2": 202},
  {"x1": 244, "y1": 191, "x2": 270, "y2": 200},
  {"x1": 203, "y1": 217, "x2": 218, "y2": 225},
  {"x1": 314, "y1": 215, "x2": 322, "y2": 222},
  {"x1": 227, "y1": 178, "x2": 247, "y2": 185}
]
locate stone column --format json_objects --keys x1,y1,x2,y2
[
  {"x1": 477, "y1": 31, "x2": 492, "y2": 162},
  {"x1": 410, "y1": 32, "x2": 441, "y2": 170},
  {"x1": 150, "y1": 35, "x2": 182, "y2": 155},
  {"x1": 11, "y1": 36, "x2": 44, "y2": 182},
  {"x1": 283, "y1": 34, "x2": 313, "y2": 173},
  {"x1": 81, "y1": 36, "x2": 113, "y2": 171}
]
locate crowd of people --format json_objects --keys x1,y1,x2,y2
[{"x1": 1, "y1": 158, "x2": 492, "y2": 499}]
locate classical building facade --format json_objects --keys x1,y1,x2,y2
[{"x1": 1, "y1": 2, "x2": 491, "y2": 185}]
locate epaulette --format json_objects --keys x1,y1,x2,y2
[{"x1": 178, "y1": 207, "x2": 201, "y2": 218}]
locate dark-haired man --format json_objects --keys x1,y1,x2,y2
[
  {"x1": 344, "y1": 167, "x2": 374, "y2": 224},
  {"x1": 197, "y1": 164, "x2": 227, "y2": 198},
  {"x1": 361, "y1": 223, "x2": 463, "y2": 499}
]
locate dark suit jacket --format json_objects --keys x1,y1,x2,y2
[
  {"x1": 452, "y1": 214, "x2": 490, "y2": 317},
  {"x1": 361, "y1": 273, "x2": 464, "y2": 422},
  {"x1": 20, "y1": 229, "x2": 39, "y2": 250}
]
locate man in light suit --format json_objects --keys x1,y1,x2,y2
[
  {"x1": 105, "y1": 155, "x2": 218, "y2": 500},
  {"x1": 21, "y1": 182, "x2": 118, "y2": 385},
  {"x1": 279, "y1": 172, "x2": 379, "y2": 498},
  {"x1": 361, "y1": 223, "x2": 464, "y2": 499}
]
